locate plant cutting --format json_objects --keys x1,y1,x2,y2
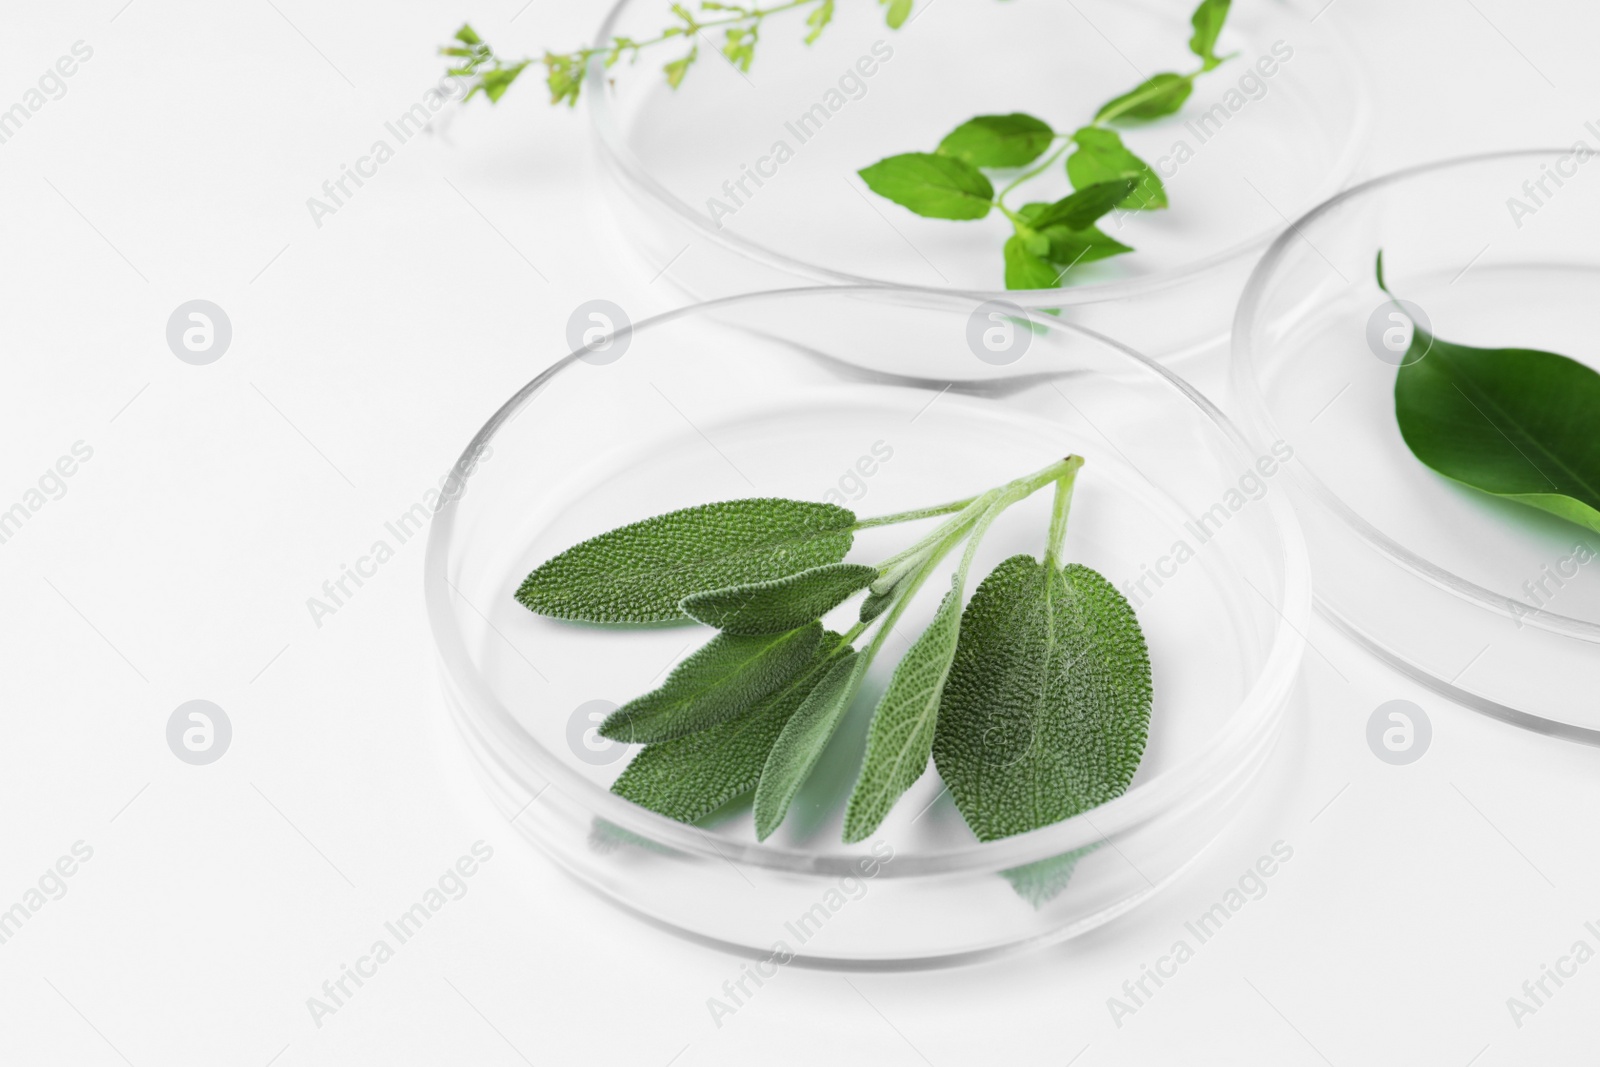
[
  {"x1": 1378, "y1": 252, "x2": 1600, "y2": 536},
  {"x1": 515, "y1": 456, "x2": 1152, "y2": 844},
  {"x1": 857, "y1": 0, "x2": 1235, "y2": 289}
]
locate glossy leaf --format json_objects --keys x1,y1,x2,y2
[
  {"x1": 1003, "y1": 233, "x2": 1062, "y2": 290},
  {"x1": 1094, "y1": 72, "x2": 1193, "y2": 123},
  {"x1": 937, "y1": 113, "x2": 1056, "y2": 168},
  {"x1": 858, "y1": 153, "x2": 994, "y2": 220},
  {"x1": 1188, "y1": 0, "x2": 1232, "y2": 70},
  {"x1": 1026, "y1": 179, "x2": 1136, "y2": 232},
  {"x1": 1066, "y1": 127, "x2": 1167, "y2": 210}
]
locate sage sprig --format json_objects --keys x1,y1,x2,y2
[
  {"x1": 518, "y1": 456, "x2": 1153, "y2": 845},
  {"x1": 1378, "y1": 252, "x2": 1600, "y2": 536},
  {"x1": 858, "y1": 0, "x2": 1236, "y2": 290}
]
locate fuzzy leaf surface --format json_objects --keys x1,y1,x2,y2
[
  {"x1": 753, "y1": 651, "x2": 867, "y2": 839},
  {"x1": 680, "y1": 563, "x2": 878, "y2": 634}
]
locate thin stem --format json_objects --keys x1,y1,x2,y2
[
  {"x1": 1044, "y1": 456, "x2": 1085, "y2": 566},
  {"x1": 855, "y1": 495, "x2": 981, "y2": 530},
  {"x1": 997, "y1": 140, "x2": 1073, "y2": 206},
  {"x1": 564, "y1": 0, "x2": 820, "y2": 67}
]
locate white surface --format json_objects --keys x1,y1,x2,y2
[{"x1": 2, "y1": 0, "x2": 1598, "y2": 1064}]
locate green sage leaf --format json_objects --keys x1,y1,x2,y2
[
  {"x1": 1188, "y1": 0, "x2": 1232, "y2": 71},
  {"x1": 1379, "y1": 256, "x2": 1600, "y2": 535},
  {"x1": 858, "y1": 153, "x2": 994, "y2": 220},
  {"x1": 1094, "y1": 72, "x2": 1193, "y2": 123},
  {"x1": 1003, "y1": 233, "x2": 1062, "y2": 291},
  {"x1": 1066, "y1": 127, "x2": 1167, "y2": 210},
  {"x1": 842, "y1": 585, "x2": 964, "y2": 842},
  {"x1": 937, "y1": 113, "x2": 1056, "y2": 168},
  {"x1": 753, "y1": 651, "x2": 867, "y2": 839},
  {"x1": 933, "y1": 556, "x2": 1151, "y2": 841},
  {"x1": 681, "y1": 563, "x2": 878, "y2": 634},
  {"x1": 610, "y1": 632, "x2": 847, "y2": 823},
  {"x1": 599, "y1": 623, "x2": 823, "y2": 743},
  {"x1": 517, "y1": 499, "x2": 857, "y2": 624},
  {"x1": 1000, "y1": 845, "x2": 1097, "y2": 907}
]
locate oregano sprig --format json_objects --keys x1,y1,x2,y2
[
  {"x1": 858, "y1": 0, "x2": 1237, "y2": 290},
  {"x1": 517, "y1": 455, "x2": 1152, "y2": 854},
  {"x1": 438, "y1": 0, "x2": 907, "y2": 108}
]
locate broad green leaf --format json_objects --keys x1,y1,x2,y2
[
  {"x1": 859, "y1": 587, "x2": 895, "y2": 623},
  {"x1": 858, "y1": 153, "x2": 994, "y2": 220},
  {"x1": 754, "y1": 651, "x2": 867, "y2": 839},
  {"x1": 611, "y1": 633, "x2": 847, "y2": 823},
  {"x1": 1026, "y1": 179, "x2": 1136, "y2": 232},
  {"x1": 1379, "y1": 257, "x2": 1600, "y2": 535},
  {"x1": 880, "y1": 0, "x2": 913, "y2": 29},
  {"x1": 1019, "y1": 202, "x2": 1134, "y2": 268},
  {"x1": 1066, "y1": 127, "x2": 1167, "y2": 210},
  {"x1": 1004, "y1": 234, "x2": 1062, "y2": 291},
  {"x1": 933, "y1": 556, "x2": 1151, "y2": 841},
  {"x1": 681, "y1": 563, "x2": 878, "y2": 634},
  {"x1": 1094, "y1": 72, "x2": 1194, "y2": 123},
  {"x1": 937, "y1": 113, "x2": 1056, "y2": 168},
  {"x1": 517, "y1": 499, "x2": 856, "y2": 624},
  {"x1": 804, "y1": 0, "x2": 836, "y2": 44},
  {"x1": 599, "y1": 623, "x2": 822, "y2": 743},
  {"x1": 1188, "y1": 0, "x2": 1232, "y2": 70},
  {"x1": 842, "y1": 585, "x2": 964, "y2": 842}
]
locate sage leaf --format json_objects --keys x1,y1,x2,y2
[
  {"x1": 859, "y1": 587, "x2": 895, "y2": 623},
  {"x1": 1004, "y1": 234, "x2": 1062, "y2": 291},
  {"x1": 858, "y1": 153, "x2": 995, "y2": 220},
  {"x1": 611, "y1": 632, "x2": 846, "y2": 823},
  {"x1": 937, "y1": 113, "x2": 1056, "y2": 168},
  {"x1": 753, "y1": 651, "x2": 867, "y2": 839},
  {"x1": 598, "y1": 623, "x2": 823, "y2": 743},
  {"x1": 1094, "y1": 73, "x2": 1193, "y2": 123},
  {"x1": 680, "y1": 563, "x2": 878, "y2": 634},
  {"x1": 1188, "y1": 0, "x2": 1232, "y2": 71},
  {"x1": 1017, "y1": 203, "x2": 1133, "y2": 267},
  {"x1": 933, "y1": 556, "x2": 1151, "y2": 842},
  {"x1": 1027, "y1": 179, "x2": 1137, "y2": 232},
  {"x1": 1066, "y1": 127, "x2": 1167, "y2": 210},
  {"x1": 516, "y1": 499, "x2": 856, "y2": 624},
  {"x1": 1379, "y1": 256, "x2": 1600, "y2": 535},
  {"x1": 842, "y1": 585, "x2": 964, "y2": 842},
  {"x1": 1000, "y1": 845, "x2": 1097, "y2": 907}
]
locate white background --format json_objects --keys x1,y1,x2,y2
[{"x1": 3, "y1": 0, "x2": 1599, "y2": 1063}]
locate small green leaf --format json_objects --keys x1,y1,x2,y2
[
  {"x1": 454, "y1": 23, "x2": 483, "y2": 46},
  {"x1": 611, "y1": 633, "x2": 847, "y2": 823},
  {"x1": 480, "y1": 62, "x2": 531, "y2": 103},
  {"x1": 753, "y1": 651, "x2": 867, "y2": 839},
  {"x1": 663, "y1": 45, "x2": 698, "y2": 88},
  {"x1": 681, "y1": 563, "x2": 877, "y2": 634},
  {"x1": 804, "y1": 0, "x2": 836, "y2": 43},
  {"x1": 858, "y1": 153, "x2": 994, "y2": 220},
  {"x1": 1188, "y1": 0, "x2": 1232, "y2": 71},
  {"x1": 1004, "y1": 234, "x2": 1062, "y2": 291},
  {"x1": 517, "y1": 499, "x2": 857, "y2": 624},
  {"x1": 880, "y1": 0, "x2": 913, "y2": 29},
  {"x1": 599, "y1": 624, "x2": 822, "y2": 743},
  {"x1": 937, "y1": 113, "x2": 1056, "y2": 168},
  {"x1": 1000, "y1": 846, "x2": 1098, "y2": 907},
  {"x1": 1019, "y1": 203, "x2": 1134, "y2": 268},
  {"x1": 842, "y1": 585, "x2": 964, "y2": 841},
  {"x1": 1095, "y1": 72, "x2": 1194, "y2": 123},
  {"x1": 1026, "y1": 179, "x2": 1136, "y2": 232},
  {"x1": 933, "y1": 556, "x2": 1151, "y2": 841},
  {"x1": 859, "y1": 587, "x2": 895, "y2": 623},
  {"x1": 1066, "y1": 127, "x2": 1167, "y2": 210},
  {"x1": 1378, "y1": 257, "x2": 1600, "y2": 535}
]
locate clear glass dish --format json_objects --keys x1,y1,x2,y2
[
  {"x1": 426, "y1": 288, "x2": 1309, "y2": 966},
  {"x1": 1230, "y1": 149, "x2": 1600, "y2": 741},
  {"x1": 586, "y1": 0, "x2": 1370, "y2": 365}
]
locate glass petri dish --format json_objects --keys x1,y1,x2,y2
[
  {"x1": 1231, "y1": 149, "x2": 1600, "y2": 741},
  {"x1": 586, "y1": 0, "x2": 1370, "y2": 366},
  {"x1": 425, "y1": 288, "x2": 1309, "y2": 967}
]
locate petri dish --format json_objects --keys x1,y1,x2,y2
[
  {"x1": 587, "y1": 0, "x2": 1370, "y2": 366},
  {"x1": 426, "y1": 287, "x2": 1310, "y2": 966},
  {"x1": 1231, "y1": 149, "x2": 1600, "y2": 740}
]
